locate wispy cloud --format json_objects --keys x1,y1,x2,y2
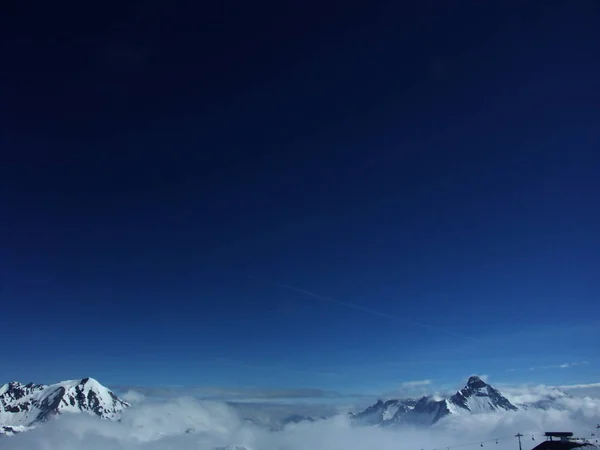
[
  {"x1": 553, "y1": 382, "x2": 600, "y2": 390},
  {"x1": 525, "y1": 361, "x2": 589, "y2": 371},
  {"x1": 121, "y1": 390, "x2": 146, "y2": 404},
  {"x1": 110, "y1": 385, "x2": 357, "y2": 401},
  {"x1": 197, "y1": 386, "x2": 342, "y2": 400},
  {"x1": 401, "y1": 379, "x2": 432, "y2": 388},
  {"x1": 270, "y1": 281, "x2": 479, "y2": 342},
  {"x1": 550, "y1": 382, "x2": 600, "y2": 398},
  {"x1": 498, "y1": 380, "x2": 600, "y2": 409}
]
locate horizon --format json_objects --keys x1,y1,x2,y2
[{"x1": 4, "y1": 374, "x2": 600, "y2": 408}]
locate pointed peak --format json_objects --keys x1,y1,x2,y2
[
  {"x1": 79, "y1": 377, "x2": 101, "y2": 387},
  {"x1": 466, "y1": 376, "x2": 487, "y2": 388},
  {"x1": 74, "y1": 377, "x2": 101, "y2": 388}
]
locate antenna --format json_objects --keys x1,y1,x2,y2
[{"x1": 515, "y1": 433, "x2": 524, "y2": 450}]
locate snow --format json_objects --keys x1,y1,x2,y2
[
  {"x1": 0, "y1": 377, "x2": 129, "y2": 434},
  {"x1": 352, "y1": 377, "x2": 521, "y2": 427},
  {"x1": 382, "y1": 403, "x2": 400, "y2": 421},
  {"x1": 465, "y1": 394, "x2": 500, "y2": 413}
]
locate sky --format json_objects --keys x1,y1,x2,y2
[{"x1": 1, "y1": 1, "x2": 599, "y2": 396}]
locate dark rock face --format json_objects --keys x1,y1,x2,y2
[
  {"x1": 35, "y1": 386, "x2": 66, "y2": 423},
  {"x1": 1, "y1": 426, "x2": 18, "y2": 436},
  {"x1": 401, "y1": 396, "x2": 451, "y2": 425},
  {"x1": 0, "y1": 382, "x2": 44, "y2": 404}
]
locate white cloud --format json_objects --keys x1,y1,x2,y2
[
  {"x1": 113, "y1": 385, "x2": 344, "y2": 401},
  {"x1": 3, "y1": 392, "x2": 600, "y2": 450},
  {"x1": 121, "y1": 390, "x2": 146, "y2": 404},
  {"x1": 551, "y1": 382, "x2": 600, "y2": 399},
  {"x1": 500, "y1": 384, "x2": 569, "y2": 405},
  {"x1": 526, "y1": 361, "x2": 589, "y2": 371},
  {"x1": 401, "y1": 379, "x2": 432, "y2": 388},
  {"x1": 499, "y1": 382, "x2": 600, "y2": 408},
  {"x1": 556, "y1": 382, "x2": 600, "y2": 390}
]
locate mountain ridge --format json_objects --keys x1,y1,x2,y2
[
  {"x1": 351, "y1": 376, "x2": 519, "y2": 426},
  {"x1": 0, "y1": 377, "x2": 129, "y2": 435}
]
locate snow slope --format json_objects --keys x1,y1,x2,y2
[
  {"x1": 0, "y1": 377, "x2": 129, "y2": 434},
  {"x1": 447, "y1": 376, "x2": 518, "y2": 414}
]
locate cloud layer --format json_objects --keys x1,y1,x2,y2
[{"x1": 2, "y1": 386, "x2": 600, "y2": 450}]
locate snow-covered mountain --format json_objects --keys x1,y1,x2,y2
[
  {"x1": 515, "y1": 389, "x2": 573, "y2": 411},
  {"x1": 281, "y1": 414, "x2": 320, "y2": 425},
  {"x1": 351, "y1": 376, "x2": 518, "y2": 426},
  {"x1": 349, "y1": 399, "x2": 417, "y2": 425},
  {"x1": 448, "y1": 376, "x2": 518, "y2": 413},
  {"x1": 0, "y1": 377, "x2": 129, "y2": 435}
]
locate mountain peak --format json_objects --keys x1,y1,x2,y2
[
  {"x1": 0, "y1": 377, "x2": 129, "y2": 435},
  {"x1": 449, "y1": 377, "x2": 517, "y2": 413},
  {"x1": 466, "y1": 376, "x2": 487, "y2": 388}
]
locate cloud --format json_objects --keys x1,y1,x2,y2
[
  {"x1": 551, "y1": 382, "x2": 600, "y2": 399},
  {"x1": 527, "y1": 361, "x2": 589, "y2": 371},
  {"x1": 112, "y1": 385, "x2": 344, "y2": 402},
  {"x1": 269, "y1": 282, "x2": 479, "y2": 342},
  {"x1": 197, "y1": 387, "x2": 342, "y2": 400},
  {"x1": 500, "y1": 384, "x2": 571, "y2": 405},
  {"x1": 401, "y1": 379, "x2": 432, "y2": 388},
  {"x1": 121, "y1": 390, "x2": 146, "y2": 404},
  {"x1": 3, "y1": 392, "x2": 600, "y2": 450},
  {"x1": 556, "y1": 382, "x2": 600, "y2": 390},
  {"x1": 499, "y1": 382, "x2": 600, "y2": 407}
]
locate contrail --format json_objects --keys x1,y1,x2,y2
[{"x1": 270, "y1": 281, "x2": 479, "y2": 342}]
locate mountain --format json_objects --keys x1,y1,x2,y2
[
  {"x1": 349, "y1": 399, "x2": 417, "y2": 426},
  {"x1": 0, "y1": 377, "x2": 129, "y2": 435},
  {"x1": 282, "y1": 414, "x2": 319, "y2": 425},
  {"x1": 516, "y1": 389, "x2": 573, "y2": 411},
  {"x1": 447, "y1": 376, "x2": 518, "y2": 413},
  {"x1": 351, "y1": 376, "x2": 518, "y2": 427}
]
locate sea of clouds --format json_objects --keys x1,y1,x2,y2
[{"x1": 2, "y1": 384, "x2": 600, "y2": 450}]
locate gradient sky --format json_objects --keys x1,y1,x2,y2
[{"x1": 1, "y1": 1, "x2": 599, "y2": 397}]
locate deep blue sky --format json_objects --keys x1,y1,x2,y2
[{"x1": 1, "y1": 1, "x2": 599, "y2": 397}]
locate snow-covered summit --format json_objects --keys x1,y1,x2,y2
[
  {"x1": 351, "y1": 376, "x2": 518, "y2": 427},
  {"x1": 447, "y1": 375, "x2": 517, "y2": 413},
  {"x1": 0, "y1": 377, "x2": 129, "y2": 434}
]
